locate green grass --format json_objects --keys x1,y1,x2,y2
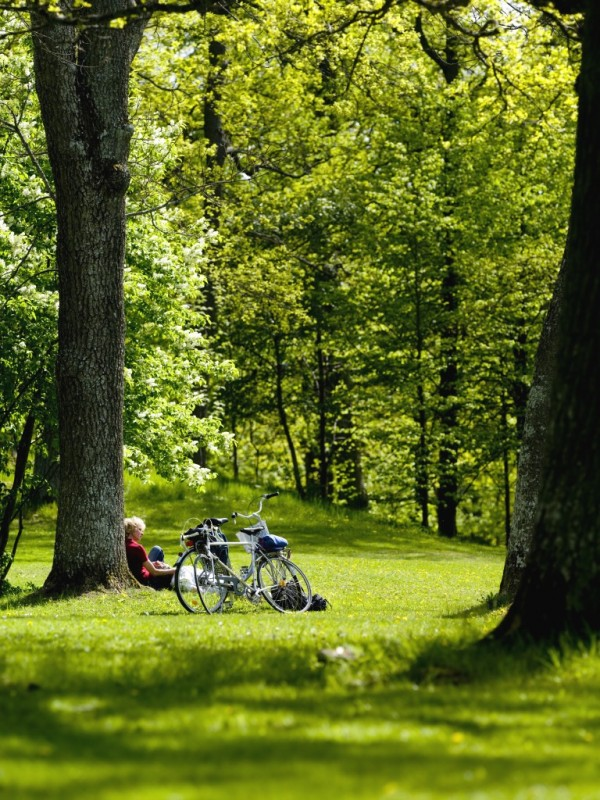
[{"x1": 1, "y1": 477, "x2": 599, "y2": 799}]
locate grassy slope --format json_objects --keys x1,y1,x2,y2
[{"x1": 1, "y1": 477, "x2": 599, "y2": 800}]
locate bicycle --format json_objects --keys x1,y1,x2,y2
[{"x1": 174, "y1": 492, "x2": 312, "y2": 614}]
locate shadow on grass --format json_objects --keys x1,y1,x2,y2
[
  {"x1": 0, "y1": 584, "x2": 161, "y2": 615},
  {"x1": 0, "y1": 587, "x2": 51, "y2": 610},
  {"x1": 444, "y1": 594, "x2": 511, "y2": 621},
  {"x1": 405, "y1": 626, "x2": 577, "y2": 692},
  {"x1": 3, "y1": 637, "x2": 600, "y2": 800}
]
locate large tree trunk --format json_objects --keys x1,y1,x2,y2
[
  {"x1": 31, "y1": 3, "x2": 147, "y2": 593},
  {"x1": 498, "y1": 260, "x2": 564, "y2": 600},
  {"x1": 494, "y1": 1, "x2": 600, "y2": 640}
]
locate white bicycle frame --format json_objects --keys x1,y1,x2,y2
[{"x1": 201, "y1": 493, "x2": 283, "y2": 598}]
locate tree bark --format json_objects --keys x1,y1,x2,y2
[
  {"x1": 273, "y1": 334, "x2": 306, "y2": 499},
  {"x1": 413, "y1": 253, "x2": 430, "y2": 528},
  {"x1": 494, "y1": 1, "x2": 600, "y2": 639},
  {"x1": 332, "y1": 408, "x2": 369, "y2": 510},
  {"x1": 415, "y1": 382, "x2": 429, "y2": 527},
  {"x1": 416, "y1": 16, "x2": 461, "y2": 538},
  {"x1": 316, "y1": 333, "x2": 332, "y2": 501},
  {"x1": 498, "y1": 260, "x2": 564, "y2": 600},
  {"x1": 436, "y1": 262, "x2": 460, "y2": 538},
  {"x1": 31, "y1": 3, "x2": 147, "y2": 593}
]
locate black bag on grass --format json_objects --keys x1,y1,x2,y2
[{"x1": 308, "y1": 593, "x2": 330, "y2": 611}]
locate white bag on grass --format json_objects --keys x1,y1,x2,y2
[{"x1": 174, "y1": 565, "x2": 197, "y2": 591}]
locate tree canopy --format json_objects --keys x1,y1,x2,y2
[{"x1": 0, "y1": 0, "x2": 587, "y2": 614}]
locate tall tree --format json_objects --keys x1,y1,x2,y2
[
  {"x1": 0, "y1": 17, "x2": 233, "y2": 588},
  {"x1": 31, "y1": 2, "x2": 148, "y2": 592},
  {"x1": 416, "y1": 15, "x2": 462, "y2": 537},
  {"x1": 1, "y1": 0, "x2": 580, "y2": 582},
  {"x1": 494, "y1": 0, "x2": 600, "y2": 641},
  {"x1": 184, "y1": 1, "x2": 573, "y2": 530}
]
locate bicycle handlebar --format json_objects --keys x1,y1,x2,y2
[{"x1": 232, "y1": 491, "x2": 279, "y2": 521}]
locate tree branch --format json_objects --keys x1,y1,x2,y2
[
  {"x1": 0, "y1": 0, "x2": 246, "y2": 27},
  {"x1": 1, "y1": 114, "x2": 56, "y2": 201}
]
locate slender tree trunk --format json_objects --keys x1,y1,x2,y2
[
  {"x1": 500, "y1": 392, "x2": 511, "y2": 544},
  {"x1": 0, "y1": 511, "x2": 25, "y2": 587},
  {"x1": 494, "y1": 2, "x2": 600, "y2": 639},
  {"x1": 510, "y1": 314, "x2": 529, "y2": 444},
  {"x1": 0, "y1": 413, "x2": 35, "y2": 563},
  {"x1": 416, "y1": 17, "x2": 461, "y2": 538},
  {"x1": 231, "y1": 415, "x2": 239, "y2": 480},
  {"x1": 273, "y1": 335, "x2": 305, "y2": 499},
  {"x1": 204, "y1": 38, "x2": 229, "y2": 174},
  {"x1": 316, "y1": 333, "x2": 331, "y2": 501},
  {"x1": 436, "y1": 263, "x2": 460, "y2": 538},
  {"x1": 31, "y1": 3, "x2": 147, "y2": 593},
  {"x1": 412, "y1": 251, "x2": 430, "y2": 527},
  {"x1": 200, "y1": 33, "x2": 228, "y2": 331},
  {"x1": 30, "y1": 426, "x2": 60, "y2": 506},
  {"x1": 332, "y1": 409, "x2": 369, "y2": 510},
  {"x1": 304, "y1": 447, "x2": 321, "y2": 499},
  {"x1": 415, "y1": 384, "x2": 429, "y2": 528}
]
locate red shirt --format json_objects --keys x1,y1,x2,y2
[{"x1": 126, "y1": 539, "x2": 150, "y2": 583}]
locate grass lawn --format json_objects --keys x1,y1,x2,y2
[{"x1": 1, "y1": 477, "x2": 599, "y2": 800}]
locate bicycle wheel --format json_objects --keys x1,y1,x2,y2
[
  {"x1": 257, "y1": 555, "x2": 312, "y2": 613},
  {"x1": 197, "y1": 555, "x2": 229, "y2": 614},
  {"x1": 174, "y1": 548, "x2": 204, "y2": 613}
]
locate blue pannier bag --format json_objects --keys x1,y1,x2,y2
[{"x1": 259, "y1": 533, "x2": 288, "y2": 552}]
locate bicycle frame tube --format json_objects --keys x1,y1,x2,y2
[
  {"x1": 204, "y1": 539, "x2": 269, "y2": 595},
  {"x1": 204, "y1": 492, "x2": 281, "y2": 599}
]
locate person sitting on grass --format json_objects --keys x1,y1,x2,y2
[{"x1": 125, "y1": 516, "x2": 176, "y2": 591}]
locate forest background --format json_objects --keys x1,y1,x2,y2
[{"x1": 0, "y1": 0, "x2": 581, "y2": 578}]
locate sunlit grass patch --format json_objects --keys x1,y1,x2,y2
[{"x1": 2, "y1": 479, "x2": 600, "y2": 799}]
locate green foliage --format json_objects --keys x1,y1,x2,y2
[
  {"x1": 0, "y1": 552, "x2": 18, "y2": 596},
  {"x1": 0, "y1": 1, "x2": 583, "y2": 554},
  {"x1": 0, "y1": 30, "x2": 57, "y2": 438},
  {"x1": 122, "y1": 212, "x2": 235, "y2": 485},
  {"x1": 157, "y1": 1, "x2": 579, "y2": 536},
  {"x1": 2, "y1": 479, "x2": 600, "y2": 799},
  {"x1": 121, "y1": 40, "x2": 239, "y2": 485},
  {"x1": 0, "y1": 19, "x2": 236, "y2": 564},
  {"x1": 0, "y1": 25, "x2": 59, "y2": 551}
]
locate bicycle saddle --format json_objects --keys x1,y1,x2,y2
[
  {"x1": 203, "y1": 517, "x2": 228, "y2": 527},
  {"x1": 239, "y1": 524, "x2": 264, "y2": 536}
]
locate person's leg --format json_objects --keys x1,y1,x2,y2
[
  {"x1": 146, "y1": 545, "x2": 173, "y2": 590},
  {"x1": 147, "y1": 545, "x2": 164, "y2": 562},
  {"x1": 149, "y1": 572, "x2": 173, "y2": 591}
]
